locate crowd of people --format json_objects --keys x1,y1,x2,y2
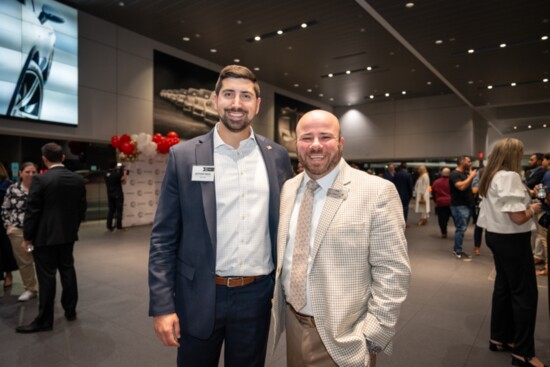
[{"x1": 1, "y1": 63, "x2": 548, "y2": 367}]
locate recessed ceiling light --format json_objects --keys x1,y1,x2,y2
[
  {"x1": 233, "y1": 58, "x2": 240, "y2": 63},
  {"x1": 319, "y1": 93, "x2": 324, "y2": 97},
  {"x1": 369, "y1": 95, "x2": 374, "y2": 99},
  {"x1": 328, "y1": 73, "x2": 333, "y2": 78},
  {"x1": 118, "y1": 1, "x2": 124, "y2": 6},
  {"x1": 528, "y1": 125, "x2": 532, "y2": 129},
  {"x1": 360, "y1": 28, "x2": 366, "y2": 32},
  {"x1": 293, "y1": 84, "x2": 299, "y2": 87},
  {"x1": 254, "y1": 67, "x2": 260, "y2": 71},
  {"x1": 513, "y1": 126, "x2": 517, "y2": 130},
  {"x1": 435, "y1": 40, "x2": 443, "y2": 44},
  {"x1": 283, "y1": 72, "x2": 289, "y2": 76},
  {"x1": 329, "y1": 97, "x2": 334, "y2": 101},
  {"x1": 277, "y1": 30, "x2": 283, "y2": 35},
  {"x1": 402, "y1": 91, "x2": 407, "y2": 95},
  {"x1": 236, "y1": 20, "x2": 243, "y2": 25},
  {"x1": 487, "y1": 85, "x2": 493, "y2": 89},
  {"x1": 210, "y1": 49, "x2": 217, "y2": 53},
  {"x1": 346, "y1": 70, "x2": 351, "y2": 74},
  {"x1": 307, "y1": 89, "x2": 312, "y2": 93},
  {"x1": 366, "y1": 66, "x2": 372, "y2": 71},
  {"x1": 500, "y1": 43, "x2": 507, "y2": 48},
  {"x1": 427, "y1": 81, "x2": 432, "y2": 85},
  {"x1": 405, "y1": 2, "x2": 415, "y2": 8},
  {"x1": 468, "y1": 49, "x2": 475, "y2": 54},
  {"x1": 254, "y1": 36, "x2": 261, "y2": 41},
  {"x1": 288, "y1": 46, "x2": 293, "y2": 50},
  {"x1": 195, "y1": 34, "x2": 201, "y2": 38},
  {"x1": 543, "y1": 78, "x2": 549, "y2": 83},
  {"x1": 301, "y1": 23, "x2": 307, "y2": 28},
  {"x1": 468, "y1": 80, "x2": 474, "y2": 84},
  {"x1": 182, "y1": 37, "x2": 190, "y2": 42},
  {"x1": 385, "y1": 93, "x2": 390, "y2": 97},
  {"x1": 542, "y1": 35, "x2": 548, "y2": 41},
  {"x1": 510, "y1": 82, "x2": 516, "y2": 86},
  {"x1": 543, "y1": 124, "x2": 547, "y2": 128}
]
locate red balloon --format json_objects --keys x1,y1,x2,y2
[
  {"x1": 120, "y1": 141, "x2": 135, "y2": 155},
  {"x1": 111, "y1": 135, "x2": 120, "y2": 148},
  {"x1": 152, "y1": 133, "x2": 163, "y2": 144},
  {"x1": 166, "y1": 131, "x2": 179, "y2": 139},
  {"x1": 156, "y1": 139, "x2": 170, "y2": 154},
  {"x1": 119, "y1": 134, "x2": 131, "y2": 144}
]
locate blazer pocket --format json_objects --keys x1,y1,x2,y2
[{"x1": 176, "y1": 259, "x2": 195, "y2": 281}]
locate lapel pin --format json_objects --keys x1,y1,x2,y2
[{"x1": 266, "y1": 145, "x2": 272, "y2": 150}]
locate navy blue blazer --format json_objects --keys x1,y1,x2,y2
[{"x1": 148, "y1": 129, "x2": 293, "y2": 339}]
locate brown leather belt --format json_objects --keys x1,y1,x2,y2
[
  {"x1": 287, "y1": 303, "x2": 316, "y2": 327},
  {"x1": 215, "y1": 275, "x2": 266, "y2": 288}
]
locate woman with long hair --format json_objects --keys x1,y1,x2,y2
[
  {"x1": 414, "y1": 165, "x2": 430, "y2": 225},
  {"x1": 1, "y1": 162, "x2": 39, "y2": 301},
  {"x1": 477, "y1": 138, "x2": 546, "y2": 367}
]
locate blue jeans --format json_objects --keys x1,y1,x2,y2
[{"x1": 450, "y1": 205, "x2": 471, "y2": 253}]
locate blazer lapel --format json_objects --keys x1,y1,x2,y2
[
  {"x1": 277, "y1": 175, "x2": 303, "y2": 270},
  {"x1": 195, "y1": 131, "x2": 217, "y2": 255},
  {"x1": 310, "y1": 161, "x2": 351, "y2": 262}
]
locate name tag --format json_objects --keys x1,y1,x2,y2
[{"x1": 192, "y1": 166, "x2": 215, "y2": 181}]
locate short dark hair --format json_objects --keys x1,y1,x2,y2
[
  {"x1": 41, "y1": 143, "x2": 63, "y2": 163},
  {"x1": 214, "y1": 65, "x2": 260, "y2": 98},
  {"x1": 457, "y1": 155, "x2": 471, "y2": 165},
  {"x1": 533, "y1": 153, "x2": 544, "y2": 161},
  {"x1": 544, "y1": 153, "x2": 550, "y2": 160}
]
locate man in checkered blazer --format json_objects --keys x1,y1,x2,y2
[{"x1": 272, "y1": 110, "x2": 411, "y2": 367}]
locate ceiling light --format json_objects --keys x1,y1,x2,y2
[
  {"x1": 468, "y1": 49, "x2": 475, "y2": 54},
  {"x1": 277, "y1": 30, "x2": 283, "y2": 35},
  {"x1": 369, "y1": 95, "x2": 374, "y2": 99},
  {"x1": 513, "y1": 126, "x2": 517, "y2": 130},
  {"x1": 307, "y1": 89, "x2": 312, "y2": 92},
  {"x1": 182, "y1": 37, "x2": 190, "y2": 42},
  {"x1": 542, "y1": 35, "x2": 548, "y2": 41},
  {"x1": 236, "y1": 20, "x2": 243, "y2": 25},
  {"x1": 402, "y1": 91, "x2": 407, "y2": 95},
  {"x1": 293, "y1": 84, "x2": 299, "y2": 87},
  {"x1": 435, "y1": 40, "x2": 443, "y2": 44},
  {"x1": 301, "y1": 23, "x2": 307, "y2": 28},
  {"x1": 405, "y1": 2, "x2": 415, "y2": 8},
  {"x1": 427, "y1": 81, "x2": 432, "y2": 85},
  {"x1": 118, "y1": 1, "x2": 124, "y2": 6},
  {"x1": 385, "y1": 93, "x2": 390, "y2": 97},
  {"x1": 253, "y1": 67, "x2": 260, "y2": 71},
  {"x1": 254, "y1": 36, "x2": 261, "y2": 41},
  {"x1": 210, "y1": 49, "x2": 217, "y2": 53},
  {"x1": 319, "y1": 93, "x2": 324, "y2": 97},
  {"x1": 510, "y1": 82, "x2": 516, "y2": 86},
  {"x1": 528, "y1": 125, "x2": 532, "y2": 129},
  {"x1": 487, "y1": 85, "x2": 493, "y2": 89},
  {"x1": 543, "y1": 124, "x2": 547, "y2": 128},
  {"x1": 346, "y1": 70, "x2": 351, "y2": 74},
  {"x1": 468, "y1": 80, "x2": 474, "y2": 84},
  {"x1": 195, "y1": 34, "x2": 200, "y2": 38},
  {"x1": 329, "y1": 98, "x2": 334, "y2": 101},
  {"x1": 500, "y1": 43, "x2": 507, "y2": 48},
  {"x1": 366, "y1": 66, "x2": 372, "y2": 71},
  {"x1": 543, "y1": 78, "x2": 549, "y2": 83},
  {"x1": 233, "y1": 59, "x2": 240, "y2": 63},
  {"x1": 328, "y1": 73, "x2": 333, "y2": 78}
]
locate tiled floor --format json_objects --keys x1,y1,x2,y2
[{"x1": 1, "y1": 211, "x2": 548, "y2": 367}]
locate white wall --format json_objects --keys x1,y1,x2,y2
[
  {"x1": 487, "y1": 125, "x2": 550, "y2": 155},
  {"x1": 335, "y1": 94, "x2": 476, "y2": 160}
]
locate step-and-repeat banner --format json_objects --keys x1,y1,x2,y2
[{"x1": 122, "y1": 154, "x2": 168, "y2": 227}]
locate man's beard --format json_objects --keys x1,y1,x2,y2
[{"x1": 219, "y1": 109, "x2": 252, "y2": 133}]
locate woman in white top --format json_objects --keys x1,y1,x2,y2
[
  {"x1": 414, "y1": 165, "x2": 430, "y2": 225},
  {"x1": 477, "y1": 138, "x2": 545, "y2": 367}
]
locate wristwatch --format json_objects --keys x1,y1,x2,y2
[{"x1": 367, "y1": 340, "x2": 382, "y2": 354}]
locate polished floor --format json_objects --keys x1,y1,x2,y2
[{"x1": 1, "y1": 211, "x2": 548, "y2": 367}]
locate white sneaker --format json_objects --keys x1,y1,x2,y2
[{"x1": 18, "y1": 290, "x2": 37, "y2": 302}]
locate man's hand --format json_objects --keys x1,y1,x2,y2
[
  {"x1": 153, "y1": 313, "x2": 181, "y2": 347},
  {"x1": 468, "y1": 168, "x2": 477, "y2": 178},
  {"x1": 22, "y1": 240, "x2": 32, "y2": 251}
]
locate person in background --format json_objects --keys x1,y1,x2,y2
[
  {"x1": 272, "y1": 110, "x2": 410, "y2": 367},
  {"x1": 383, "y1": 163, "x2": 395, "y2": 181},
  {"x1": 414, "y1": 165, "x2": 431, "y2": 226},
  {"x1": 477, "y1": 138, "x2": 545, "y2": 367},
  {"x1": 471, "y1": 167, "x2": 485, "y2": 256},
  {"x1": 16, "y1": 143, "x2": 87, "y2": 333},
  {"x1": 1, "y1": 162, "x2": 39, "y2": 301},
  {"x1": 104, "y1": 161, "x2": 128, "y2": 231},
  {"x1": 148, "y1": 65, "x2": 293, "y2": 367},
  {"x1": 431, "y1": 167, "x2": 452, "y2": 238},
  {"x1": 449, "y1": 156, "x2": 477, "y2": 261},
  {"x1": 533, "y1": 153, "x2": 550, "y2": 276},
  {"x1": 525, "y1": 153, "x2": 546, "y2": 268},
  {"x1": 393, "y1": 162, "x2": 413, "y2": 225},
  {"x1": 0, "y1": 163, "x2": 17, "y2": 289}
]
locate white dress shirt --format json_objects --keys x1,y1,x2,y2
[
  {"x1": 213, "y1": 124, "x2": 272, "y2": 276},
  {"x1": 282, "y1": 164, "x2": 340, "y2": 315},
  {"x1": 477, "y1": 170, "x2": 535, "y2": 233}
]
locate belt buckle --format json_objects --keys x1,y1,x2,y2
[{"x1": 226, "y1": 276, "x2": 244, "y2": 288}]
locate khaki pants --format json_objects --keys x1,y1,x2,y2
[
  {"x1": 536, "y1": 213, "x2": 548, "y2": 270},
  {"x1": 7, "y1": 227, "x2": 38, "y2": 292}
]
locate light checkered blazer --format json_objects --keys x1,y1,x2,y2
[{"x1": 272, "y1": 160, "x2": 411, "y2": 367}]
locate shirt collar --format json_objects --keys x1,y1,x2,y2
[
  {"x1": 49, "y1": 163, "x2": 64, "y2": 168},
  {"x1": 213, "y1": 123, "x2": 256, "y2": 149},
  {"x1": 302, "y1": 159, "x2": 341, "y2": 192}
]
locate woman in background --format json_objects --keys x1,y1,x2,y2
[
  {"x1": 414, "y1": 165, "x2": 431, "y2": 225},
  {"x1": 477, "y1": 138, "x2": 546, "y2": 367},
  {"x1": 2, "y1": 162, "x2": 39, "y2": 301},
  {"x1": 0, "y1": 163, "x2": 17, "y2": 289}
]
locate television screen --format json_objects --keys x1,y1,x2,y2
[{"x1": 0, "y1": 0, "x2": 78, "y2": 126}]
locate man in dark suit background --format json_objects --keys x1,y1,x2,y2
[
  {"x1": 16, "y1": 143, "x2": 87, "y2": 333},
  {"x1": 148, "y1": 65, "x2": 293, "y2": 367}
]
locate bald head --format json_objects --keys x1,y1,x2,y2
[{"x1": 295, "y1": 109, "x2": 344, "y2": 179}]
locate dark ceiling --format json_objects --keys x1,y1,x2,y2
[{"x1": 58, "y1": 0, "x2": 550, "y2": 135}]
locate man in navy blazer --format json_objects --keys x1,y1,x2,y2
[{"x1": 149, "y1": 65, "x2": 293, "y2": 367}]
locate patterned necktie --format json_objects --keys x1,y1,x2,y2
[{"x1": 289, "y1": 179, "x2": 319, "y2": 311}]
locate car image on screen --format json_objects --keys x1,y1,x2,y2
[{"x1": 6, "y1": 0, "x2": 65, "y2": 118}]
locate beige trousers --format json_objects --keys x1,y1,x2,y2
[
  {"x1": 7, "y1": 227, "x2": 38, "y2": 292},
  {"x1": 536, "y1": 213, "x2": 548, "y2": 270}
]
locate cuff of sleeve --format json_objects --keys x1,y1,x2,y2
[{"x1": 363, "y1": 313, "x2": 394, "y2": 355}]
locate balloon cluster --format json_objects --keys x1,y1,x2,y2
[
  {"x1": 111, "y1": 132, "x2": 180, "y2": 161},
  {"x1": 152, "y1": 132, "x2": 180, "y2": 154}
]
